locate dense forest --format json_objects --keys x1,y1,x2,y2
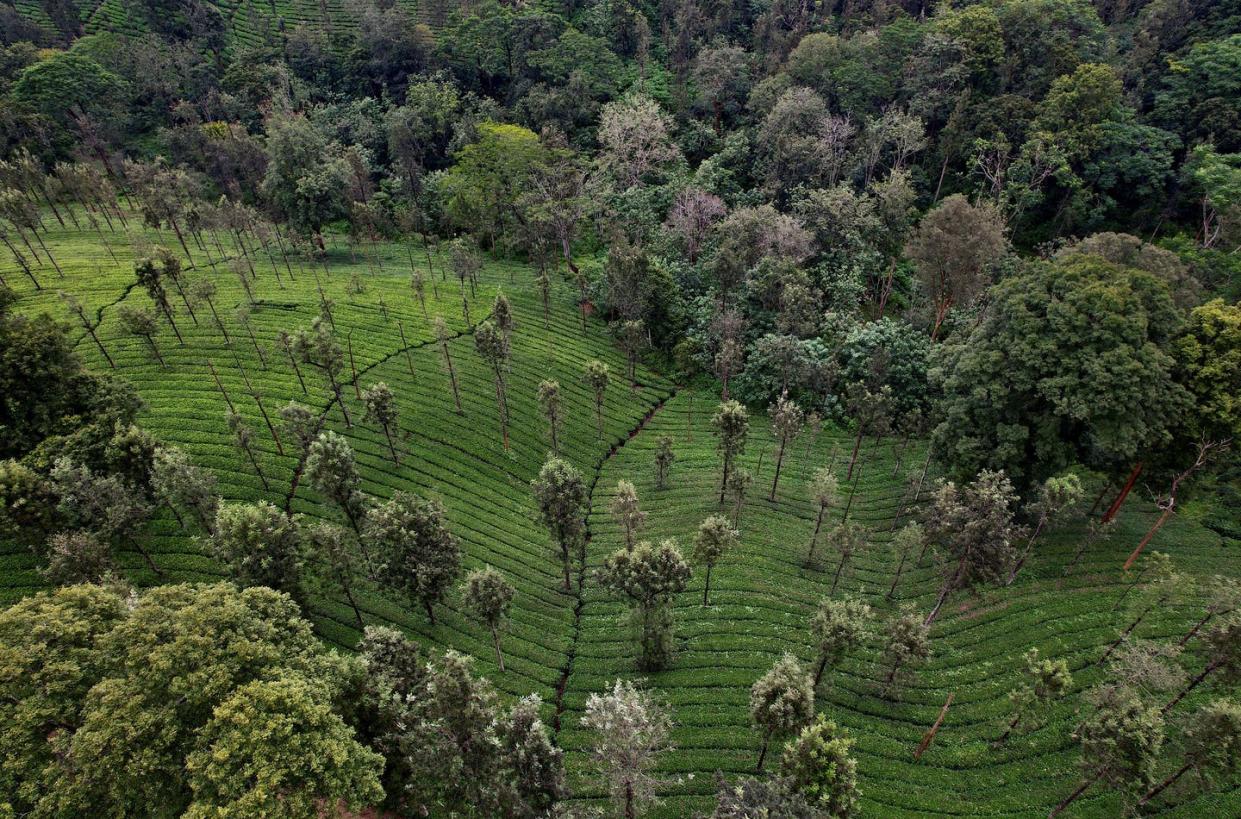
[{"x1": 1, "y1": 0, "x2": 1240, "y2": 815}]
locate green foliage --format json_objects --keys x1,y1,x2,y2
[
  {"x1": 933, "y1": 254, "x2": 1188, "y2": 491},
  {"x1": 597, "y1": 538, "x2": 691, "y2": 670},
  {"x1": 183, "y1": 676, "x2": 384, "y2": 818},
  {"x1": 0, "y1": 583, "x2": 372, "y2": 817},
  {"x1": 366, "y1": 491, "x2": 461, "y2": 624},
  {"x1": 778, "y1": 715, "x2": 859, "y2": 817},
  {"x1": 750, "y1": 653, "x2": 815, "y2": 770},
  {"x1": 211, "y1": 501, "x2": 305, "y2": 600}
]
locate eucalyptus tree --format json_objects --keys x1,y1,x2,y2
[
  {"x1": 463, "y1": 566, "x2": 516, "y2": 671},
  {"x1": 750, "y1": 654, "x2": 815, "y2": 771},
  {"x1": 768, "y1": 392, "x2": 805, "y2": 501},
  {"x1": 305, "y1": 431, "x2": 366, "y2": 533},
  {"x1": 366, "y1": 491, "x2": 461, "y2": 625},
  {"x1": 361, "y1": 381, "x2": 400, "y2": 463},
  {"x1": 712, "y1": 400, "x2": 749, "y2": 505},
  {"x1": 59, "y1": 291, "x2": 113, "y2": 368},
  {"x1": 615, "y1": 319, "x2": 646, "y2": 386},
  {"x1": 997, "y1": 648, "x2": 1072, "y2": 744},
  {"x1": 537, "y1": 379, "x2": 562, "y2": 453},
  {"x1": 192, "y1": 278, "x2": 231, "y2": 345},
  {"x1": 809, "y1": 597, "x2": 872, "y2": 688},
  {"x1": 584, "y1": 359, "x2": 610, "y2": 439},
  {"x1": 474, "y1": 320, "x2": 512, "y2": 449},
  {"x1": 693, "y1": 514, "x2": 739, "y2": 605},
  {"x1": 597, "y1": 538, "x2": 692, "y2": 671},
  {"x1": 654, "y1": 436, "x2": 675, "y2": 489},
  {"x1": 532, "y1": 456, "x2": 588, "y2": 591},
  {"x1": 610, "y1": 479, "x2": 646, "y2": 550},
  {"x1": 581, "y1": 680, "x2": 672, "y2": 819}
]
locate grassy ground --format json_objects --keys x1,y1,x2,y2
[{"x1": 4, "y1": 212, "x2": 1240, "y2": 816}]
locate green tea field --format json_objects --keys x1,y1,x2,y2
[{"x1": 3, "y1": 214, "x2": 1239, "y2": 816}]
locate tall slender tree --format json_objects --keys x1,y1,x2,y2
[{"x1": 712, "y1": 401, "x2": 749, "y2": 505}]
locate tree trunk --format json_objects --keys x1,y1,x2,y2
[
  {"x1": 831, "y1": 551, "x2": 848, "y2": 593},
  {"x1": 1122, "y1": 506, "x2": 1174, "y2": 572},
  {"x1": 85, "y1": 325, "x2": 115, "y2": 368},
  {"x1": 703, "y1": 564, "x2": 712, "y2": 605},
  {"x1": 423, "y1": 597, "x2": 436, "y2": 626},
  {"x1": 492, "y1": 627, "x2": 505, "y2": 672},
  {"x1": 1007, "y1": 517, "x2": 1047, "y2": 585},
  {"x1": 914, "y1": 693, "x2": 954, "y2": 760},
  {"x1": 719, "y1": 454, "x2": 731, "y2": 505},
  {"x1": 770, "y1": 438, "x2": 788, "y2": 501},
  {"x1": 807, "y1": 505, "x2": 825, "y2": 565},
  {"x1": 841, "y1": 463, "x2": 862, "y2": 524},
  {"x1": 383, "y1": 426, "x2": 399, "y2": 464},
  {"x1": 995, "y1": 709, "x2": 1023, "y2": 745},
  {"x1": 1179, "y1": 609, "x2": 1230, "y2": 648},
  {"x1": 1089, "y1": 481, "x2": 1111, "y2": 517},
  {"x1": 814, "y1": 655, "x2": 828, "y2": 688},
  {"x1": 342, "y1": 576, "x2": 364, "y2": 630},
  {"x1": 847, "y1": 427, "x2": 864, "y2": 480},
  {"x1": 1099, "y1": 604, "x2": 1154, "y2": 666},
  {"x1": 1102, "y1": 462, "x2": 1142, "y2": 523},
  {"x1": 1048, "y1": 773, "x2": 1100, "y2": 819},
  {"x1": 756, "y1": 730, "x2": 771, "y2": 772},
  {"x1": 1162, "y1": 660, "x2": 1220, "y2": 714},
  {"x1": 347, "y1": 332, "x2": 360, "y2": 399},
  {"x1": 888, "y1": 544, "x2": 910, "y2": 599},
  {"x1": 1138, "y1": 761, "x2": 1193, "y2": 807}
]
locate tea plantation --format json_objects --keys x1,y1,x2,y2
[{"x1": 3, "y1": 213, "x2": 1239, "y2": 816}]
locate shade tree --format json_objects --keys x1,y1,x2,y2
[
  {"x1": 654, "y1": 435, "x2": 675, "y2": 489},
  {"x1": 1007, "y1": 473, "x2": 1083, "y2": 583},
  {"x1": 583, "y1": 359, "x2": 610, "y2": 439},
  {"x1": 693, "y1": 514, "x2": 739, "y2": 606},
  {"x1": 305, "y1": 520, "x2": 366, "y2": 630},
  {"x1": 996, "y1": 648, "x2": 1072, "y2": 744},
  {"x1": 304, "y1": 431, "x2": 367, "y2": 533},
  {"x1": 805, "y1": 467, "x2": 838, "y2": 566},
  {"x1": 809, "y1": 597, "x2": 872, "y2": 689},
  {"x1": 923, "y1": 470, "x2": 1025, "y2": 625},
  {"x1": 768, "y1": 391, "x2": 804, "y2": 501},
  {"x1": 597, "y1": 538, "x2": 692, "y2": 671},
  {"x1": 712, "y1": 400, "x2": 749, "y2": 504},
  {"x1": 581, "y1": 679, "x2": 672, "y2": 819},
  {"x1": 750, "y1": 653, "x2": 815, "y2": 771},
  {"x1": 366, "y1": 491, "x2": 461, "y2": 625},
  {"x1": 880, "y1": 606, "x2": 931, "y2": 698},
  {"x1": 537, "y1": 379, "x2": 562, "y2": 453},
  {"x1": 1139, "y1": 699, "x2": 1241, "y2": 808},
  {"x1": 778, "y1": 715, "x2": 859, "y2": 817},
  {"x1": 610, "y1": 479, "x2": 646, "y2": 550},
  {"x1": 211, "y1": 501, "x2": 305, "y2": 602},
  {"x1": 361, "y1": 381, "x2": 400, "y2": 463},
  {"x1": 1050, "y1": 687, "x2": 1164, "y2": 817},
  {"x1": 531, "y1": 456, "x2": 588, "y2": 591},
  {"x1": 463, "y1": 566, "x2": 515, "y2": 672}
]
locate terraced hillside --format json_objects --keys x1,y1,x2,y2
[
  {"x1": 1, "y1": 209, "x2": 673, "y2": 713},
  {"x1": 559, "y1": 401, "x2": 1241, "y2": 817},
  {"x1": 4, "y1": 214, "x2": 1241, "y2": 816}
]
